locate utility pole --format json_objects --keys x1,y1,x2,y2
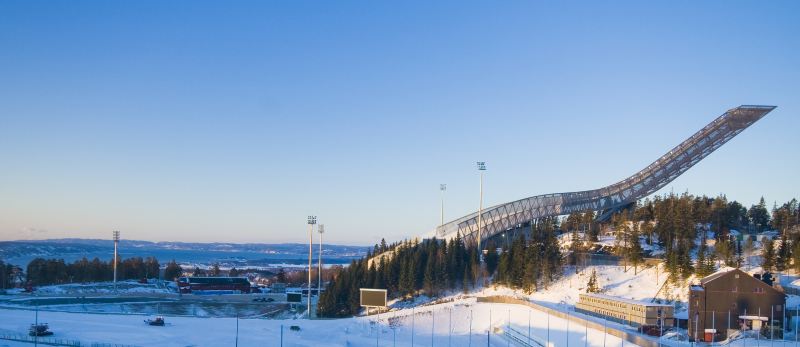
[
  {"x1": 318, "y1": 224, "x2": 324, "y2": 299},
  {"x1": 113, "y1": 231, "x2": 120, "y2": 293},
  {"x1": 307, "y1": 216, "x2": 316, "y2": 319}
]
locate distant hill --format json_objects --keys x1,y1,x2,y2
[{"x1": 0, "y1": 239, "x2": 369, "y2": 267}]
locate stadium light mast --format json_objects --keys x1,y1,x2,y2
[
  {"x1": 440, "y1": 184, "x2": 446, "y2": 232},
  {"x1": 477, "y1": 162, "x2": 486, "y2": 258},
  {"x1": 307, "y1": 215, "x2": 316, "y2": 318},
  {"x1": 317, "y1": 224, "x2": 324, "y2": 300},
  {"x1": 113, "y1": 231, "x2": 120, "y2": 293}
]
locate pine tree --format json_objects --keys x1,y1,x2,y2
[
  {"x1": 776, "y1": 232, "x2": 790, "y2": 272},
  {"x1": 462, "y1": 266, "x2": 471, "y2": 294},
  {"x1": 586, "y1": 269, "x2": 600, "y2": 293},
  {"x1": 164, "y1": 260, "x2": 182, "y2": 280},
  {"x1": 762, "y1": 239, "x2": 776, "y2": 272},
  {"x1": 485, "y1": 241, "x2": 499, "y2": 277},
  {"x1": 423, "y1": 248, "x2": 436, "y2": 295},
  {"x1": 715, "y1": 238, "x2": 733, "y2": 267},
  {"x1": 495, "y1": 244, "x2": 510, "y2": 285},
  {"x1": 749, "y1": 197, "x2": 771, "y2": 232},
  {"x1": 696, "y1": 243, "x2": 709, "y2": 277},
  {"x1": 398, "y1": 257, "x2": 414, "y2": 297},
  {"x1": 704, "y1": 248, "x2": 717, "y2": 275},
  {"x1": 522, "y1": 244, "x2": 538, "y2": 294},
  {"x1": 734, "y1": 240, "x2": 744, "y2": 268},
  {"x1": 627, "y1": 222, "x2": 644, "y2": 274},
  {"x1": 509, "y1": 235, "x2": 527, "y2": 288}
]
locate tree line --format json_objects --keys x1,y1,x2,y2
[
  {"x1": 25, "y1": 257, "x2": 185, "y2": 286},
  {"x1": 1, "y1": 259, "x2": 19, "y2": 289},
  {"x1": 492, "y1": 217, "x2": 564, "y2": 292},
  {"x1": 570, "y1": 194, "x2": 799, "y2": 282},
  {"x1": 318, "y1": 233, "x2": 480, "y2": 317},
  {"x1": 318, "y1": 217, "x2": 565, "y2": 317}
]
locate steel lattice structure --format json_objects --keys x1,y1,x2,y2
[{"x1": 436, "y1": 105, "x2": 775, "y2": 246}]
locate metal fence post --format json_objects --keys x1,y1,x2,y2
[
  {"x1": 488, "y1": 309, "x2": 491, "y2": 347},
  {"x1": 528, "y1": 310, "x2": 531, "y2": 347},
  {"x1": 449, "y1": 307, "x2": 452, "y2": 347},
  {"x1": 412, "y1": 307, "x2": 415, "y2": 347},
  {"x1": 469, "y1": 309, "x2": 473, "y2": 347}
]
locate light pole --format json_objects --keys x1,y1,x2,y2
[
  {"x1": 318, "y1": 224, "x2": 324, "y2": 299},
  {"x1": 477, "y1": 161, "x2": 486, "y2": 261},
  {"x1": 440, "y1": 184, "x2": 446, "y2": 234},
  {"x1": 307, "y1": 215, "x2": 316, "y2": 318},
  {"x1": 113, "y1": 231, "x2": 120, "y2": 293}
]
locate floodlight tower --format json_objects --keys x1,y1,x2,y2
[
  {"x1": 317, "y1": 224, "x2": 324, "y2": 299},
  {"x1": 113, "y1": 230, "x2": 120, "y2": 293},
  {"x1": 306, "y1": 215, "x2": 316, "y2": 318},
  {"x1": 476, "y1": 162, "x2": 486, "y2": 257},
  {"x1": 440, "y1": 184, "x2": 446, "y2": 231}
]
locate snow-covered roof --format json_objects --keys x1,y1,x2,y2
[
  {"x1": 580, "y1": 293, "x2": 671, "y2": 307},
  {"x1": 699, "y1": 267, "x2": 741, "y2": 285}
]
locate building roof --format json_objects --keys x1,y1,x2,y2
[
  {"x1": 697, "y1": 268, "x2": 784, "y2": 295},
  {"x1": 580, "y1": 292, "x2": 672, "y2": 307},
  {"x1": 182, "y1": 277, "x2": 251, "y2": 285},
  {"x1": 690, "y1": 285, "x2": 704, "y2": 291},
  {"x1": 699, "y1": 268, "x2": 735, "y2": 285}
]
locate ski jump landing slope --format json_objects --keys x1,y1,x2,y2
[{"x1": 436, "y1": 105, "x2": 776, "y2": 246}]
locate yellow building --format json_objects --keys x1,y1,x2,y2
[{"x1": 575, "y1": 293, "x2": 674, "y2": 328}]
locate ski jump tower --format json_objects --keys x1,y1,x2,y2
[{"x1": 435, "y1": 105, "x2": 776, "y2": 247}]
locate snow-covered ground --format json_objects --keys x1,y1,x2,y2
[
  {"x1": 0, "y1": 298, "x2": 631, "y2": 347},
  {"x1": 481, "y1": 263, "x2": 691, "y2": 309},
  {"x1": 2, "y1": 262, "x2": 798, "y2": 346},
  {"x1": 29, "y1": 280, "x2": 172, "y2": 296}
]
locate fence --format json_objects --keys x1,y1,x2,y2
[
  {"x1": 0, "y1": 333, "x2": 81, "y2": 346},
  {"x1": 0, "y1": 333, "x2": 140, "y2": 347},
  {"x1": 477, "y1": 295, "x2": 662, "y2": 347}
]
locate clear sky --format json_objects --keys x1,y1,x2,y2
[{"x1": 1, "y1": 1, "x2": 798, "y2": 245}]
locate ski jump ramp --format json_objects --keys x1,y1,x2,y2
[{"x1": 435, "y1": 105, "x2": 776, "y2": 247}]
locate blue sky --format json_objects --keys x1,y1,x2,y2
[{"x1": 1, "y1": 1, "x2": 798, "y2": 245}]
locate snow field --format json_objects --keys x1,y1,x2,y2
[{"x1": 0, "y1": 299, "x2": 636, "y2": 347}]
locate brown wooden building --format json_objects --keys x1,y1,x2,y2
[{"x1": 688, "y1": 268, "x2": 786, "y2": 342}]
